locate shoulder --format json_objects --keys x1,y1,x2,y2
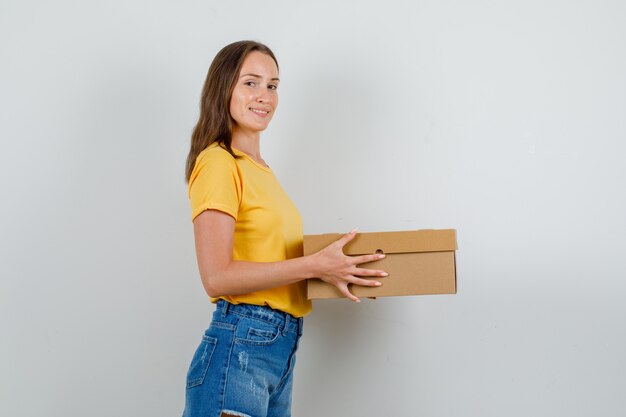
[
  {"x1": 191, "y1": 144, "x2": 239, "y2": 177},
  {"x1": 189, "y1": 143, "x2": 241, "y2": 189},
  {"x1": 196, "y1": 143, "x2": 237, "y2": 166}
]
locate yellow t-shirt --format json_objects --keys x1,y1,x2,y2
[{"x1": 188, "y1": 143, "x2": 312, "y2": 318}]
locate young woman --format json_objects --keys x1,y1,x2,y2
[{"x1": 182, "y1": 40, "x2": 388, "y2": 417}]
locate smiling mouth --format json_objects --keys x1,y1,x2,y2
[{"x1": 249, "y1": 107, "x2": 270, "y2": 115}]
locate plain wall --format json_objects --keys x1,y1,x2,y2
[{"x1": 1, "y1": 1, "x2": 625, "y2": 416}]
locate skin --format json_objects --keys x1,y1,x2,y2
[{"x1": 193, "y1": 51, "x2": 387, "y2": 302}]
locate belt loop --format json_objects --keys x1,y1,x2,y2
[
  {"x1": 221, "y1": 300, "x2": 229, "y2": 318},
  {"x1": 281, "y1": 313, "x2": 289, "y2": 336}
]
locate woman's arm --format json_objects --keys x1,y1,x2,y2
[{"x1": 193, "y1": 209, "x2": 388, "y2": 302}]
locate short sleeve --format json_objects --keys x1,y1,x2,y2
[{"x1": 188, "y1": 146, "x2": 242, "y2": 222}]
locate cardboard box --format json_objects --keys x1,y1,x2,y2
[{"x1": 304, "y1": 229, "x2": 457, "y2": 299}]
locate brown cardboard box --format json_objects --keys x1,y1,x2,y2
[{"x1": 304, "y1": 229, "x2": 457, "y2": 299}]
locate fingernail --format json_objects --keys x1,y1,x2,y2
[
  {"x1": 355, "y1": 298, "x2": 361, "y2": 303},
  {"x1": 380, "y1": 272, "x2": 388, "y2": 277},
  {"x1": 375, "y1": 282, "x2": 382, "y2": 286},
  {"x1": 350, "y1": 227, "x2": 359, "y2": 234},
  {"x1": 378, "y1": 254, "x2": 386, "y2": 259}
]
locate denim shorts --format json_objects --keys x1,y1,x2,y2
[{"x1": 182, "y1": 299, "x2": 304, "y2": 417}]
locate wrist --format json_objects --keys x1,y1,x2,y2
[{"x1": 301, "y1": 253, "x2": 319, "y2": 280}]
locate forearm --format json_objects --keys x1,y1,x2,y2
[
  {"x1": 192, "y1": 211, "x2": 385, "y2": 301},
  {"x1": 201, "y1": 255, "x2": 319, "y2": 298}
]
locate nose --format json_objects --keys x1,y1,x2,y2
[{"x1": 256, "y1": 89, "x2": 270, "y2": 103}]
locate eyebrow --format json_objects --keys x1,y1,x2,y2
[{"x1": 239, "y1": 73, "x2": 280, "y2": 81}]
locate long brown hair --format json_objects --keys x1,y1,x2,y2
[{"x1": 185, "y1": 40, "x2": 279, "y2": 183}]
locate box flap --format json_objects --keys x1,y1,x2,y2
[{"x1": 303, "y1": 229, "x2": 457, "y2": 256}]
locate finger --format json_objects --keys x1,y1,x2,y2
[
  {"x1": 351, "y1": 253, "x2": 386, "y2": 265},
  {"x1": 337, "y1": 282, "x2": 361, "y2": 303},
  {"x1": 351, "y1": 267, "x2": 388, "y2": 277},
  {"x1": 346, "y1": 275, "x2": 382, "y2": 287},
  {"x1": 335, "y1": 228, "x2": 358, "y2": 248}
]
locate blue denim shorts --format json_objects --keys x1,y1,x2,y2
[{"x1": 182, "y1": 300, "x2": 304, "y2": 417}]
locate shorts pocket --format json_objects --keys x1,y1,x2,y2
[
  {"x1": 235, "y1": 318, "x2": 280, "y2": 346},
  {"x1": 247, "y1": 327, "x2": 275, "y2": 341},
  {"x1": 186, "y1": 335, "x2": 217, "y2": 389}
]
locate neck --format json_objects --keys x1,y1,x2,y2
[{"x1": 231, "y1": 127, "x2": 262, "y2": 161}]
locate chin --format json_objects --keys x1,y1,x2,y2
[{"x1": 250, "y1": 123, "x2": 270, "y2": 132}]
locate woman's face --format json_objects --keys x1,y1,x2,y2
[{"x1": 230, "y1": 51, "x2": 279, "y2": 135}]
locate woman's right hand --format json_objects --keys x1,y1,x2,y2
[{"x1": 310, "y1": 229, "x2": 388, "y2": 302}]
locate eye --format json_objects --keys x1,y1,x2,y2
[
  {"x1": 244, "y1": 81, "x2": 256, "y2": 87},
  {"x1": 268, "y1": 84, "x2": 278, "y2": 91}
]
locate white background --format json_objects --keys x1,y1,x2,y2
[{"x1": 1, "y1": 1, "x2": 625, "y2": 416}]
